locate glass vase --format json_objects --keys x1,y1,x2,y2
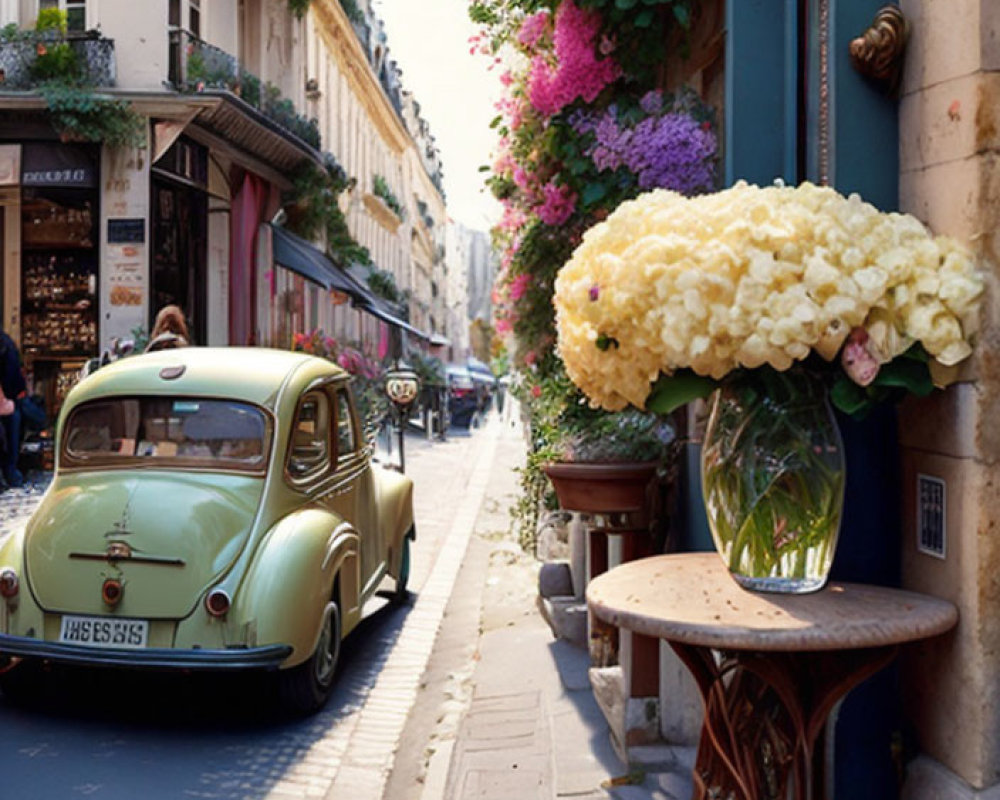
[{"x1": 701, "y1": 370, "x2": 846, "y2": 593}]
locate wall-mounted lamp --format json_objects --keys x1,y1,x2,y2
[{"x1": 305, "y1": 77, "x2": 321, "y2": 100}]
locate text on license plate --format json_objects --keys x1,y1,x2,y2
[{"x1": 59, "y1": 616, "x2": 148, "y2": 649}]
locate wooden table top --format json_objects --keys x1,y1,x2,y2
[{"x1": 587, "y1": 553, "x2": 958, "y2": 652}]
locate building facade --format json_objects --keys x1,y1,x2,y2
[{"x1": 0, "y1": 0, "x2": 450, "y2": 414}]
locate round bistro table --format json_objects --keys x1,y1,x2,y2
[{"x1": 587, "y1": 553, "x2": 958, "y2": 800}]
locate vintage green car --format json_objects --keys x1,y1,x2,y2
[{"x1": 0, "y1": 347, "x2": 414, "y2": 713}]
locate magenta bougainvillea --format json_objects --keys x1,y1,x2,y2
[
  {"x1": 471, "y1": 0, "x2": 717, "y2": 385},
  {"x1": 526, "y1": 2, "x2": 620, "y2": 117}
]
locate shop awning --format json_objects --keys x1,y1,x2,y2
[
  {"x1": 270, "y1": 225, "x2": 432, "y2": 342},
  {"x1": 270, "y1": 224, "x2": 362, "y2": 295},
  {"x1": 353, "y1": 294, "x2": 430, "y2": 341}
]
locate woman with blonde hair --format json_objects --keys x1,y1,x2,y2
[{"x1": 145, "y1": 305, "x2": 190, "y2": 353}]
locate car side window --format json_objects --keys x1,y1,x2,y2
[
  {"x1": 288, "y1": 391, "x2": 330, "y2": 479},
  {"x1": 335, "y1": 388, "x2": 357, "y2": 460}
]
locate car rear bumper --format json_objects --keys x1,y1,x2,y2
[{"x1": 0, "y1": 633, "x2": 293, "y2": 671}]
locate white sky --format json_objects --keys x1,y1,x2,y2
[{"x1": 375, "y1": 0, "x2": 503, "y2": 232}]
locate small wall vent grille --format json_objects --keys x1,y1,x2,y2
[{"x1": 917, "y1": 474, "x2": 946, "y2": 559}]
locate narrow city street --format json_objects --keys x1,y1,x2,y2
[{"x1": 0, "y1": 417, "x2": 513, "y2": 800}]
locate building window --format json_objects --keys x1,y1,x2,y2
[
  {"x1": 168, "y1": 0, "x2": 199, "y2": 36},
  {"x1": 189, "y1": 0, "x2": 200, "y2": 37}
]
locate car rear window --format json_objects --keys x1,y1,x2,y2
[{"x1": 62, "y1": 397, "x2": 270, "y2": 471}]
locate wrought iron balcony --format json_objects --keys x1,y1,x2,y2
[
  {"x1": 168, "y1": 28, "x2": 320, "y2": 150},
  {"x1": 0, "y1": 32, "x2": 116, "y2": 90}
]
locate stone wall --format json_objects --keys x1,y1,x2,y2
[{"x1": 898, "y1": 0, "x2": 1000, "y2": 793}]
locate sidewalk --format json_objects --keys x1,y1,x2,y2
[{"x1": 382, "y1": 413, "x2": 691, "y2": 800}]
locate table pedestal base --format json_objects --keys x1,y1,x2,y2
[{"x1": 669, "y1": 643, "x2": 897, "y2": 800}]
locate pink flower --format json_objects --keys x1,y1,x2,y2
[
  {"x1": 500, "y1": 70, "x2": 514, "y2": 87},
  {"x1": 589, "y1": 284, "x2": 600, "y2": 301},
  {"x1": 842, "y1": 328, "x2": 881, "y2": 386},
  {"x1": 531, "y1": 384, "x2": 542, "y2": 398},
  {"x1": 536, "y1": 181, "x2": 577, "y2": 226},
  {"x1": 518, "y1": 11, "x2": 550, "y2": 49},
  {"x1": 495, "y1": 317, "x2": 513, "y2": 335},
  {"x1": 527, "y1": 1, "x2": 620, "y2": 117},
  {"x1": 508, "y1": 273, "x2": 531, "y2": 302},
  {"x1": 524, "y1": 350, "x2": 537, "y2": 366}
]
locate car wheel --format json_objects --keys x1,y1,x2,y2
[
  {"x1": 278, "y1": 600, "x2": 341, "y2": 715},
  {"x1": 392, "y1": 534, "x2": 411, "y2": 604}
]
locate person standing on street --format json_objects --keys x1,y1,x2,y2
[
  {"x1": 145, "y1": 305, "x2": 191, "y2": 353},
  {"x1": 0, "y1": 330, "x2": 27, "y2": 488}
]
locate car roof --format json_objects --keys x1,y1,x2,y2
[{"x1": 63, "y1": 347, "x2": 346, "y2": 411}]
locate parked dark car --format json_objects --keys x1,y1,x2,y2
[{"x1": 445, "y1": 365, "x2": 478, "y2": 428}]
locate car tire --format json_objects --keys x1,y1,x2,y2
[
  {"x1": 392, "y1": 534, "x2": 411, "y2": 604},
  {"x1": 277, "y1": 600, "x2": 341, "y2": 715}
]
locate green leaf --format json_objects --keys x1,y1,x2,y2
[
  {"x1": 672, "y1": 3, "x2": 691, "y2": 27},
  {"x1": 645, "y1": 370, "x2": 717, "y2": 415},
  {"x1": 615, "y1": 0, "x2": 639, "y2": 8},
  {"x1": 634, "y1": 9, "x2": 654, "y2": 26},
  {"x1": 489, "y1": 114, "x2": 502, "y2": 129},
  {"x1": 872, "y1": 358, "x2": 934, "y2": 396},
  {"x1": 830, "y1": 375, "x2": 870, "y2": 417},
  {"x1": 581, "y1": 182, "x2": 607, "y2": 206}
]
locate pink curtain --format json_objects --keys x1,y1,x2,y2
[
  {"x1": 229, "y1": 173, "x2": 266, "y2": 345},
  {"x1": 378, "y1": 322, "x2": 390, "y2": 360}
]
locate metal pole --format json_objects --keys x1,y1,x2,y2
[{"x1": 397, "y1": 407, "x2": 406, "y2": 473}]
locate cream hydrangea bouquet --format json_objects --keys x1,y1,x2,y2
[{"x1": 553, "y1": 181, "x2": 983, "y2": 591}]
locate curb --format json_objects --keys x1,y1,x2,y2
[{"x1": 322, "y1": 418, "x2": 502, "y2": 799}]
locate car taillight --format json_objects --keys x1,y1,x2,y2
[
  {"x1": 452, "y1": 388, "x2": 472, "y2": 398},
  {"x1": 205, "y1": 588, "x2": 231, "y2": 618},
  {"x1": 0, "y1": 568, "x2": 18, "y2": 599},
  {"x1": 102, "y1": 578, "x2": 123, "y2": 607}
]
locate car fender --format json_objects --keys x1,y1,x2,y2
[
  {"x1": 374, "y1": 465, "x2": 415, "y2": 578},
  {"x1": 233, "y1": 507, "x2": 361, "y2": 668},
  {"x1": 0, "y1": 532, "x2": 44, "y2": 641}
]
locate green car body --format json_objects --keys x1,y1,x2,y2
[{"x1": 0, "y1": 347, "x2": 414, "y2": 711}]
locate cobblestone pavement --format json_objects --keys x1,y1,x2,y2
[{"x1": 0, "y1": 421, "x2": 500, "y2": 799}]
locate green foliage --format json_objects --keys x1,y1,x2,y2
[
  {"x1": 338, "y1": 0, "x2": 365, "y2": 24},
  {"x1": 180, "y1": 44, "x2": 319, "y2": 149},
  {"x1": 646, "y1": 369, "x2": 717, "y2": 415},
  {"x1": 283, "y1": 158, "x2": 372, "y2": 269},
  {"x1": 577, "y1": 0, "x2": 698, "y2": 81},
  {"x1": 830, "y1": 344, "x2": 934, "y2": 420},
  {"x1": 30, "y1": 41, "x2": 79, "y2": 82},
  {"x1": 35, "y1": 8, "x2": 67, "y2": 33},
  {"x1": 38, "y1": 82, "x2": 145, "y2": 148},
  {"x1": 366, "y1": 268, "x2": 404, "y2": 304},
  {"x1": 372, "y1": 174, "x2": 405, "y2": 219},
  {"x1": 288, "y1": 0, "x2": 312, "y2": 19},
  {"x1": 408, "y1": 351, "x2": 445, "y2": 386}
]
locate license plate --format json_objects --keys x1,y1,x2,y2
[{"x1": 59, "y1": 615, "x2": 148, "y2": 649}]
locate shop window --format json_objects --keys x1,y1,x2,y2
[{"x1": 288, "y1": 391, "x2": 330, "y2": 480}]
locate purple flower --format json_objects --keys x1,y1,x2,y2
[{"x1": 589, "y1": 284, "x2": 600, "y2": 301}]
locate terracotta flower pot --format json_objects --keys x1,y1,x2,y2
[{"x1": 543, "y1": 461, "x2": 658, "y2": 514}]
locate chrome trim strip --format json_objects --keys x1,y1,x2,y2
[
  {"x1": 68, "y1": 552, "x2": 186, "y2": 567},
  {"x1": 0, "y1": 634, "x2": 292, "y2": 670}
]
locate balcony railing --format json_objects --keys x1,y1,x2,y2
[
  {"x1": 0, "y1": 32, "x2": 116, "y2": 90},
  {"x1": 168, "y1": 28, "x2": 320, "y2": 150}
]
